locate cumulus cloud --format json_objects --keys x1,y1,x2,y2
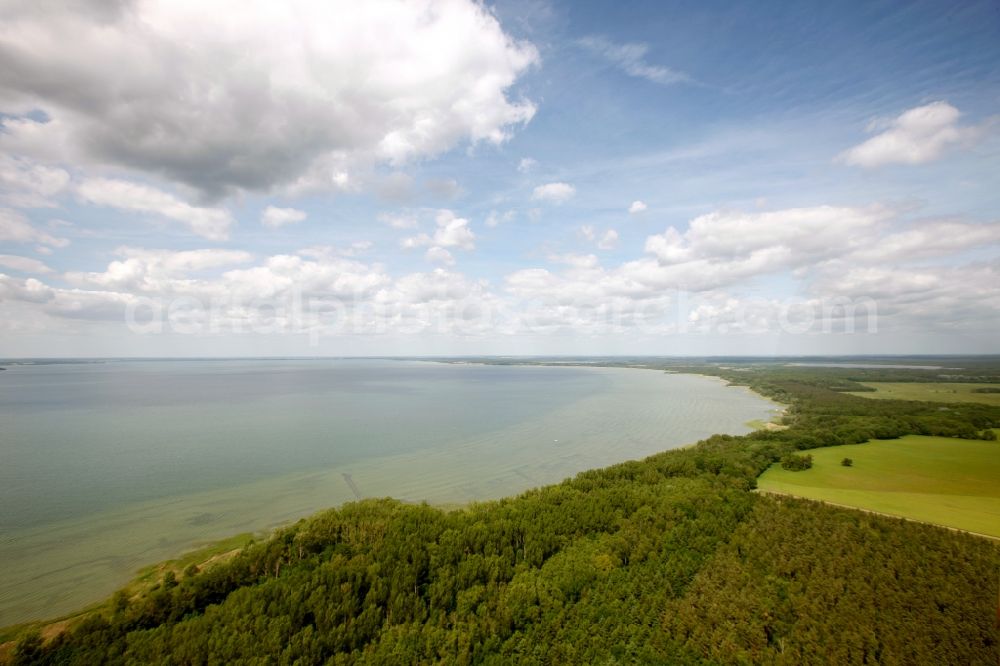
[
  {"x1": 846, "y1": 220, "x2": 1000, "y2": 264},
  {"x1": 376, "y1": 269, "x2": 504, "y2": 336},
  {"x1": 402, "y1": 210, "x2": 475, "y2": 251},
  {"x1": 76, "y1": 178, "x2": 234, "y2": 240},
  {"x1": 517, "y1": 157, "x2": 537, "y2": 173},
  {"x1": 0, "y1": 208, "x2": 69, "y2": 247},
  {"x1": 502, "y1": 203, "x2": 1000, "y2": 336},
  {"x1": 643, "y1": 205, "x2": 892, "y2": 267},
  {"x1": 0, "y1": 254, "x2": 52, "y2": 274},
  {"x1": 613, "y1": 206, "x2": 904, "y2": 294},
  {"x1": 809, "y1": 262, "x2": 1000, "y2": 333},
  {"x1": 838, "y1": 101, "x2": 988, "y2": 168},
  {"x1": 261, "y1": 206, "x2": 307, "y2": 229},
  {"x1": 579, "y1": 36, "x2": 689, "y2": 85},
  {"x1": 628, "y1": 200, "x2": 647, "y2": 214},
  {"x1": 0, "y1": 0, "x2": 538, "y2": 198},
  {"x1": 0, "y1": 274, "x2": 55, "y2": 305},
  {"x1": 3, "y1": 194, "x2": 996, "y2": 343},
  {"x1": 532, "y1": 182, "x2": 575, "y2": 203},
  {"x1": 220, "y1": 254, "x2": 389, "y2": 302},
  {"x1": 504, "y1": 259, "x2": 668, "y2": 336},
  {"x1": 66, "y1": 247, "x2": 254, "y2": 292},
  {"x1": 425, "y1": 246, "x2": 455, "y2": 266}
]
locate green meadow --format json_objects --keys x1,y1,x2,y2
[
  {"x1": 847, "y1": 382, "x2": 1000, "y2": 406},
  {"x1": 758, "y1": 434, "x2": 1000, "y2": 538}
]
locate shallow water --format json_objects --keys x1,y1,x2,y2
[{"x1": 0, "y1": 359, "x2": 776, "y2": 625}]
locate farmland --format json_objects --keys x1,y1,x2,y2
[
  {"x1": 847, "y1": 382, "x2": 1000, "y2": 406},
  {"x1": 758, "y1": 434, "x2": 1000, "y2": 538}
]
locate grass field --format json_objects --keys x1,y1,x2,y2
[
  {"x1": 757, "y1": 435, "x2": 1000, "y2": 538},
  {"x1": 846, "y1": 382, "x2": 1000, "y2": 406}
]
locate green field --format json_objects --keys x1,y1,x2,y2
[
  {"x1": 847, "y1": 382, "x2": 1000, "y2": 406},
  {"x1": 758, "y1": 435, "x2": 1000, "y2": 538}
]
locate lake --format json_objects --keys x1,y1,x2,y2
[{"x1": 0, "y1": 359, "x2": 777, "y2": 626}]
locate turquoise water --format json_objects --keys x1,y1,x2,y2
[{"x1": 0, "y1": 359, "x2": 776, "y2": 626}]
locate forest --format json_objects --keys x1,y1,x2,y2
[{"x1": 7, "y1": 360, "x2": 1000, "y2": 665}]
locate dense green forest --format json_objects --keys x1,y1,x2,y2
[{"x1": 8, "y1": 360, "x2": 1000, "y2": 664}]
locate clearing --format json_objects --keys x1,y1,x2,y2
[
  {"x1": 846, "y1": 382, "x2": 1000, "y2": 406},
  {"x1": 757, "y1": 435, "x2": 1000, "y2": 538}
]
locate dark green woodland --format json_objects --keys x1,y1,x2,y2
[{"x1": 9, "y1": 360, "x2": 1000, "y2": 665}]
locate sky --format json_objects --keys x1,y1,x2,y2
[{"x1": 0, "y1": 0, "x2": 998, "y2": 357}]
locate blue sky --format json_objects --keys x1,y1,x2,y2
[{"x1": 0, "y1": 0, "x2": 998, "y2": 356}]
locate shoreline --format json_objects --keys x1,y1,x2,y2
[{"x1": 0, "y1": 362, "x2": 777, "y2": 634}]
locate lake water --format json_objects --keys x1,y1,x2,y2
[{"x1": 0, "y1": 359, "x2": 776, "y2": 626}]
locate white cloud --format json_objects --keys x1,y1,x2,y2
[
  {"x1": 617, "y1": 205, "x2": 901, "y2": 293},
  {"x1": 0, "y1": 274, "x2": 55, "y2": 305},
  {"x1": 400, "y1": 234, "x2": 432, "y2": 250},
  {"x1": 3, "y1": 188, "x2": 996, "y2": 346},
  {"x1": 376, "y1": 269, "x2": 503, "y2": 335},
  {"x1": 261, "y1": 206, "x2": 307, "y2": 229},
  {"x1": 847, "y1": 221, "x2": 1000, "y2": 263},
  {"x1": 66, "y1": 247, "x2": 254, "y2": 292},
  {"x1": 402, "y1": 210, "x2": 475, "y2": 251},
  {"x1": 425, "y1": 246, "x2": 455, "y2": 266},
  {"x1": 628, "y1": 200, "x2": 647, "y2": 214},
  {"x1": 0, "y1": 156, "x2": 70, "y2": 208},
  {"x1": 0, "y1": 254, "x2": 53, "y2": 274},
  {"x1": 644, "y1": 205, "x2": 891, "y2": 267},
  {"x1": 503, "y1": 205, "x2": 906, "y2": 313},
  {"x1": 77, "y1": 178, "x2": 234, "y2": 240},
  {"x1": 532, "y1": 182, "x2": 575, "y2": 203},
  {"x1": 517, "y1": 157, "x2": 537, "y2": 173},
  {"x1": 808, "y1": 262, "x2": 1000, "y2": 333},
  {"x1": 838, "y1": 101, "x2": 987, "y2": 168},
  {"x1": 0, "y1": 208, "x2": 69, "y2": 247},
  {"x1": 597, "y1": 229, "x2": 619, "y2": 250},
  {"x1": 0, "y1": 0, "x2": 538, "y2": 198},
  {"x1": 220, "y1": 254, "x2": 389, "y2": 302},
  {"x1": 579, "y1": 36, "x2": 689, "y2": 85},
  {"x1": 432, "y1": 210, "x2": 475, "y2": 250},
  {"x1": 502, "y1": 203, "x2": 1000, "y2": 336},
  {"x1": 504, "y1": 261, "x2": 668, "y2": 335}
]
